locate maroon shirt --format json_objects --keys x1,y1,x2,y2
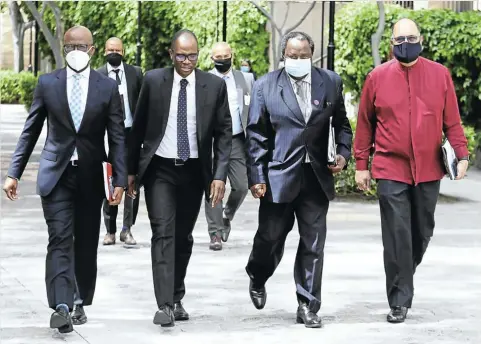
[{"x1": 354, "y1": 57, "x2": 469, "y2": 185}]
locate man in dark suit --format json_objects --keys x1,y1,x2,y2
[
  {"x1": 2, "y1": 26, "x2": 126, "y2": 333},
  {"x1": 97, "y1": 37, "x2": 143, "y2": 246},
  {"x1": 245, "y1": 32, "x2": 353, "y2": 328},
  {"x1": 127, "y1": 29, "x2": 232, "y2": 327}
]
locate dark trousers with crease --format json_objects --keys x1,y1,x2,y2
[
  {"x1": 246, "y1": 164, "x2": 329, "y2": 313},
  {"x1": 42, "y1": 164, "x2": 103, "y2": 310},
  {"x1": 143, "y1": 156, "x2": 204, "y2": 308},
  {"x1": 376, "y1": 179, "x2": 440, "y2": 308}
]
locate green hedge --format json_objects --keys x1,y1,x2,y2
[
  {"x1": 335, "y1": 3, "x2": 481, "y2": 128},
  {"x1": 0, "y1": 71, "x2": 38, "y2": 110}
]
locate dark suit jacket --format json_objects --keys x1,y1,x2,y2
[
  {"x1": 128, "y1": 67, "x2": 232, "y2": 197},
  {"x1": 96, "y1": 62, "x2": 143, "y2": 117},
  {"x1": 7, "y1": 68, "x2": 127, "y2": 198},
  {"x1": 246, "y1": 66, "x2": 353, "y2": 203}
]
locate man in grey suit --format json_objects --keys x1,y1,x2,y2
[
  {"x1": 205, "y1": 42, "x2": 254, "y2": 251},
  {"x1": 245, "y1": 32, "x2": 353, "y2": 328}
]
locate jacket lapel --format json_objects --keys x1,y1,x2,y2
[
  {"x1": 159, "y1": 68, "x2": 174, "y2": 140},
  {"x1": 195, "y1": 69, "x2": 206, "y2": 145},
  {"x1": 308, "y1": 67, "x2": 327, "y2": 123},
  {"x1": 278, "y1": 69, "x2": 305, "y2": 124},
  {"x1": 124, "y1": 63, "x2": 136, "y2": 113},
  {"x1": 56, "y1": 69, "x2": 76, "y2": 131}
]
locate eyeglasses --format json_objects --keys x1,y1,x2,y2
[
  {"x1": 175, "y1": 54, "x2": 198, "y2": 62},
  {"x1": 64, "y1": 44, "x2": 92, "y2": 54},
  {"x1": 391, "y1": 35, "x2": 420, "y2": 45}
]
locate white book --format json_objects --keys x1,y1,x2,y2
[
  {"x1": 327, "y1": 116, "x2": 337, "y2": 166},
  {"x1": 442, "y1": 139, "x2": 458, "y2": 180}
]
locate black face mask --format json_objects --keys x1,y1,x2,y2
[
  {"x1": 393, "y1": 42, "x2": 422, "y2": 64},
  {"x1": 213, "y1": 58, "x2": 232, "y2": 74},
  {"x1": 106, "y1": 53, "x2": 123, "y2": 67}
]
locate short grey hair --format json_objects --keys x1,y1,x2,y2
[{"x1": 280, "y1": 31, "x2": 315, "y2": 60}]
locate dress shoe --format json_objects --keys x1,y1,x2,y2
[
  {"x1": 296, "y1": 303, "x2": 322, "y2": 328},
  {"x1": 387, "y1": 306, "x2": 408, "y2": 323},
  {"x1": 71, "y1": 305, "x2": 87, "y2": 325},
  {"x1": 209, "y1": 232, "x2": 222, "y2": 251},
  {"x1": 249, "y1": 280, "x2": 266, "y2": 310},
  {"x1": 221, "y1": 217, "x2": 231, "y2": 242},
  {"x1": 50, "y1": 306, "x2": 73, "y2": 333},
  {"x1": 103, "y1": 233, "x2": 115, "y2": 245},
  {"x1": 153, "y1": 304, "x2": 175, "y2": 327},
  {"x1": 173, "y1": 301, "x2": 189, "y2": 321},
  {"x1": 120, "y1": 229, "x2": 137, "y2": 245}
]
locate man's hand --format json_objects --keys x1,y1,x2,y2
[
  {"x1": 3, "y1": 177, "x2": 19, "y2": 201},
  {"x1": 327, "y1": 155, "x2": 347, "y2": 174},
  {"x1": 210, "y1": 180, "x2": 226, "y2": 207},
  {"x1": 250, "y1": 184, "x2": 267, "y2": 199},
  {"x1": 355, "y1": 170, "x2": 371, "y2": 191},
  {"x1": 109, "y1": 187, "x2": 124, "y2": 206},
  {"x1": 455, "y1": 160, "x2": 469, "y2": 180},
  {"x1": 127, "y1": 175, "x2": 137, "y2": 198}
]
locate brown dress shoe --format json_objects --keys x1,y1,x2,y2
[
  {"x1": 120, "y1": 230, "x2": 137, "y2": 245},
  {"x1": 209, "y1": 233, "x2": 222, "y2": 251},
  {"x1": 103, "y1": 233, "x2": 115, "y2": 245}
]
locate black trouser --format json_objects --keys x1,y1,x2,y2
[
  {"x1": 376, "y1": 179, "x2": 440, "y2": 308},
  {"x1": 103, "y1": 127, "x2": 140, "y2": 234},
  {"x1": 42, "y1": 164, "x2": 102, "y2": 310},
  {"x1": 246, "y1": 164, "x2": 329, "y2": 313},
  {"x1": 143, "y1": 156, "x2": 204, "y2": 308}
]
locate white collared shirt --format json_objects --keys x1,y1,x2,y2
[
  {"x1": 213, "y1": 68, "x2": 242, "y2": 135},
  {"x1": 67, "y1": 66, "x2": 90, "y2": 160},
  {"x1": 107, "y1": 62, "x2": 133, "y2": 128},
  {"x1": 156, "y1": 69, "x2": 198, "y2": 159}
]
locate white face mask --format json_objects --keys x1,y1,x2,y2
[
  {"x1": 284, "y1": 57, "x2": 311, "y2": 78},
  {"x1": 65, "y1": 50, "x2": 91, "y2": 73}
]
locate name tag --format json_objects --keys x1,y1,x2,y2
[{"x1": 244, "y1": 95, "x2": 251, "y2": 106}]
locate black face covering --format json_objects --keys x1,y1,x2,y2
[
  {"x1": 393, "y1": 42, "x2": 422, "y2": 64},
  {"x1": 213, "y1": 58, "x2": 232, "y2": 74},
  {"x1": 106, "y1": 53, "x2": 123, "y2": 67}
]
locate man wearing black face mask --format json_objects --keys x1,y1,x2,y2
[
  {"x1": 97, "y1": 37, "x2": 143, "y2": 247},
  {"x1": 204, "y1": 42, "x2": 254, "y2": 251},
  {"x1": 355, "y1": 18, "x2": 469, "y2": 323}
]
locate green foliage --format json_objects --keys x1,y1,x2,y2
[
  {"x1": 335, "y1": 3, "x2": 481, "y2": 128},
  {"x1": 0, "y1": 71, "x2": 38, "y2": 110}
]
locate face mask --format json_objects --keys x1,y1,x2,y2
[
  {"x1": 240, "y1": 66, "x2": 250, "y2": 73},
  {"x1": 393, "y1": 42, "x2": 422, "y2": 64},
  {"x1": 65, "y1": 50, "x2": 91, "y2": 73},
  {"x1": 214, "y1": 58, "x2": 232, "y2": 74},
  {"x1": 106, "y1": 53, "x2": 123, "y2": 67},
  {"x1": 284, "y1": 58, "x2": 311, "y2": 78}
]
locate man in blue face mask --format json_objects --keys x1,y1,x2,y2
[{"x1": 244, "y1": 31, "x2": 353, "y2": 328}]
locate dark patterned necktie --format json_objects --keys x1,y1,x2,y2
[
  {"x1": 113, "y1": 69, "x2": 121, "y2": 85},
  {"x1": 177, "y1": 79, "x2": 190, "y2": 161}
]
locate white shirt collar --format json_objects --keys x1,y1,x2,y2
[
  {"x1": 287, "y1": 70, "x2": 311, "y2": 85},
  {"x1": 213, "y1": 68, "x2": 234, "y2": 79},
  {"x1": 174, "y1": 68, "x2": 196, "y2": 86},
  {"x1": 67, "y1": 66, "x2": 90, "y2": 79},
  {"x1": 107, "y1": 61, "x2": 125, "y2": 73}
]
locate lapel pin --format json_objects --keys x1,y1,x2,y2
[{"x1": 313, "y1": 99, "x2": 320, "y2": 106}]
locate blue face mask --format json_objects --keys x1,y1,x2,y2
[{"x1": 240, "y1": 66, "x2": 250, "y2": 73}]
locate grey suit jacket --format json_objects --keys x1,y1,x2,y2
[{"x1": 209, "y1": 68, "x2": 254, "y2": 131}]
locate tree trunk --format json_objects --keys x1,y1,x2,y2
[
  {"x1": 371, "y1": 1, "x2": 385, "y2": 67},
  {"x1": 8, "y1": 1, "x2": 24, "y2": 72}
]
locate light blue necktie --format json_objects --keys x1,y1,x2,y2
[{"x1": 69, "y1": 74, "x2": 83, "y2": 132}]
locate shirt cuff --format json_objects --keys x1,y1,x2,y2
[
  {"x1": 454, "y1": 146, "x2": 469, "y2": 160},
  {"x1": 355, "y1": 159, "x2": 369, "y2": 171}
]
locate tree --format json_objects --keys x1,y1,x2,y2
[
  {"x1": 371, "y1": 1, "x2": 385, "y2": 67},
  {"x1": 249, "y1": 0, "x2": 316, "y2": 67},
  {"x1": 7, "y1": 1, "x2": 33, "y2": 72}
]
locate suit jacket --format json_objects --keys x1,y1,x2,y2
[
  {"x1": 209, "y1": 68, "x2": 254, "y2": 131},
  {"x1": 246, "y1": 66, "x2": 353, "y2": 203},
  {"x1": 128, "y1": 67, "x2": 232, "y2": 197},
  {"x1": 7, "y1": 68, "x2": 127, "y2": 198},
  {"x1": 96, "y1": 62, "x2": 143, "y2": 117}
]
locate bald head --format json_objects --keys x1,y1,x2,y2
[
  {"x1": 105, "y1": 37, "x2": 124, "y2": 56},
  {"x1": 64, "y1": 26, "x2": 93, "y2": 46},
  {"x1": 392, "y1": 18, "x2": 420, "y2": 38},
  {"x1": 211, "y1": 42, "x2": 232, "y2": 58}
]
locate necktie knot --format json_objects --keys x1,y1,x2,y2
[
  {"x1": 113, "y1": 69, "x2": 120, "y2": 74},
  {"x1": 223, "y1": 75, "x2": 228, "y2": 80},
  {"x1": 72, "y1": 74, "x2": 82, "y2": 81},
  {"x1": 180, "y1": 79, "x2": 188, "y2": 88}
]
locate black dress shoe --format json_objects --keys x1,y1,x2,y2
[
  {"x1": 50, "y1": 307, "x2": 73, "y2": 333},
  {"x1": 296, "y1": 303, "x2": 322, "y2": 328},
  {"x1": 249, "y1": 280, "x2": 266, "y2": 310},
  {"x1": 173, "y1": 301, "x2": 189, "y2": 321},
  {"x1": 221, "y1": 217, "x2": 231, "y2": 242},
  {"x1": 387, "y1": 306, "x2": 408, "y2": 323},
  {"x1": 71, "y1": 305, "x2": 87, "y2": 325},
  {"x1": 153, "y1": 304, "x2": 175, "y2": 327}
]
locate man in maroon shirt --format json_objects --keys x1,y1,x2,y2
[{"x1": 354, "y1": 18, "x2": 469, "y2": 323}]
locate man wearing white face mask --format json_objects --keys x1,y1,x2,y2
[
  {"x1": 244, "y1": 31, "x2": 353, "y2": 328},
  {"x1": 3, "y1": 25, "x2": 126, "y2": 333}
]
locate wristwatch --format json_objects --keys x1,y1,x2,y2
[{"x1": 459, "y1": 156, "x2": 470, "y2": 161}]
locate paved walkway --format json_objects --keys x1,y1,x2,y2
[{"x1": 1, "y1": 105, "x2": 480, "y2": 344}]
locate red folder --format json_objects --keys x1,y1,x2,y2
[{"x1": 102, "y1": 162, "x2": 114, "y2": 201}]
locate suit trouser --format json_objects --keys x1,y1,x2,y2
[
  {"x1": 103, "y1": 127, "x2": 140, "y2": 234},
  {"x1": 41, "y1": 164, "x2": 103, "y2": 310},
  {"x1": 376, "y1": 179, "x2": 440, "y2": 308},
  {"x1": 204, "y1": 134, "x2": 248, "y2": 235},
  {"x1": 246, "y1": 164, "x2": 329, "y2": 313},
  {"x1": 143, "y1": 156, "x2": 204, "y2": 308}
]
